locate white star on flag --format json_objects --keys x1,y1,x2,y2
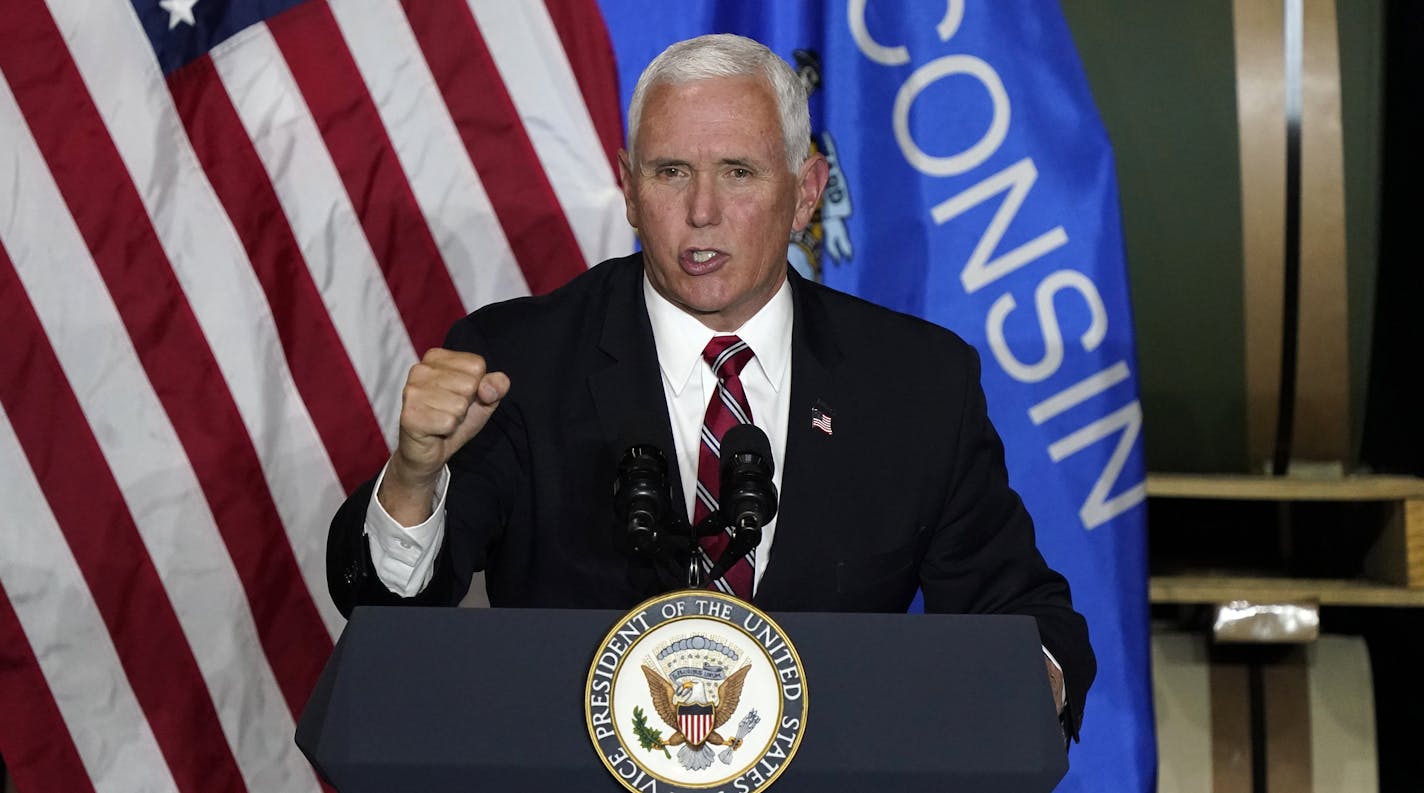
[{"x1": 159, "y1": 0, "x2": 198, "y2": 30}]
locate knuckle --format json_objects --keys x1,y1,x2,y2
[
  {"x1": 406, "y1": 361, "x2": 434, "y2": 386},
  {"x1": 431, "y1": 413, "x2": 458, "y2": 436},
  {"x1": 452, "y1": 377, "x2": 479, "y2": 399}
]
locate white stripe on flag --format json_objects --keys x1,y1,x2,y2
[
  {"x1": 328, "y1": 0, "x2": 531, "y2": 310},
  {"x1": 48, "y1": 1, "x2": 346, "y2": 639},
  {"x1": 210, "y1": 22, "x2": 416, "y2": 440},
  {"x1": 467, "y1": 0, "x2": 633, "y2": 266},
  {"x1": 0, "y1": 413, "x2": 178, "y2": 793},
  {"x1": 0, "y1": 71, "x2": 320, "y2": 793}
]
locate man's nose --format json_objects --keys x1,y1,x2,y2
[{"x1": 686, "y1": 174, "x2": 721, "y2": 227}]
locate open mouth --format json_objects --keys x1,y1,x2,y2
[{"x1": 680, "y1": 248, "x2": 726, "y2": 274}]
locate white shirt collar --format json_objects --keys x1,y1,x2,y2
[{"x1": 642, "y1": 274, "x2": 793, "y2": 396}]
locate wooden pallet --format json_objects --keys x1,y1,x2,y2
[
  {"x1": 1147, "y1": 474, "x2": 1424, "y2": 603},
  {"x1": 1150, "y1": 574, "x2": 1424, "y2": 608}
]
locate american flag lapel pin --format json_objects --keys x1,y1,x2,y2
[{"x1": 810, "y1": 401, "x2": 834, "y2": 436}]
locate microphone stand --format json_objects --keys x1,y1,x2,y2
[{"x1": 684, "y1": 513, "x2": 728, "y2": 589}]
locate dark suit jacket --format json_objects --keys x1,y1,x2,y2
[{"x1": 328, "y1": 252, "x2": 1094, "y2": 734}]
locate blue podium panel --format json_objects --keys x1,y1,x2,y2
[{"x1": 298, "y1": 606, "x2": 1066, "y2": 792}]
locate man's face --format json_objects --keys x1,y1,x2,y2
[{"x1": 620, "y1": 75, "x2": 828, "y2": 331}]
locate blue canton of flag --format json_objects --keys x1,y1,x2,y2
[
  {"x1": 597, "y1": 3, "x2": 1155, "y2": 792},
  {"x1": 133, "y1": 0, "x2": 308, "y2": 74}
]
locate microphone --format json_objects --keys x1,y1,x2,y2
[
  {"x1": 613, "y1": 443, "x2": 674, "y2": 555},
  {"x1": 706, "y1": 424, "x2": 777, "y2": 582}
]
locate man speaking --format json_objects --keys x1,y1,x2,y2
[{"x1": 327, "y1": 33, "x2": 1094, "y2": 739}]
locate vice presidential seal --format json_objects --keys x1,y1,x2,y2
[{"x1": 586, "y1": 591, "x2": 807, "y2": 792}]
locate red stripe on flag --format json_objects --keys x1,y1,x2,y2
[
  {"x1": 268, "y1": 0, "x2": 466, "y2": 352},
  {"x1": 167, "y1": 57, "x2": 390, "y2": 493},
  {"x1": 0, "y1": 4, "x2": 331, "y2": 720},
  {"x1": 0, "y1": 580, "x2": 97, "y2": 793},
  {"x1": 402, "y1": 0, "x2": 589, "y2": 295},
  {"x1": 543, "y1": 0, "x2": 625, "y2": 182},
  {"x1": 0, "y1": 250, "x2": 245, "y2": 793}
]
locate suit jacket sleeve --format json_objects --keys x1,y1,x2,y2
[
  {"x1": 918, "y1": 348, "x2": 1095, "y2": 739},
  {"x1": 326, "y1": 316, "x2": 520, "y2": 617}
]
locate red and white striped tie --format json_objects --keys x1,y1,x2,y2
[{"x1": 695, "y1": 335, "x2": 757, "y2": 598}]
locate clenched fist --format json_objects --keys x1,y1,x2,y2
[{"x1": 377, "y1": 348, "x2": 510, "y2": 525}]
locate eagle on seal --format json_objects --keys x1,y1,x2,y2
[{"x1": 641, "y1": 663, "x2": 751, "y2": 770}]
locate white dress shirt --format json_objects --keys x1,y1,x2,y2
[
  {"x1": 363, "y1": 274, "x2": 794, "y2": 597},
  {"x1": 642, "y1": 275, "x2": 792, "y2": 592}
]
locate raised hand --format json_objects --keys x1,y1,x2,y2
[{"x1": 377, "y1": 348, "x2": 510, "y2": 525}]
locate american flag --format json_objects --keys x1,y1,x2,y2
[
  {"x1": 0, "y1": 1, "x2": 631, "y2": 791},
  {"x1": 810, "y1": 405, "x2": 833, "y2": 436}
]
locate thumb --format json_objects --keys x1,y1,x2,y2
[{"x1": 475, "y1": 370, "x2": 511, "y2": 407}]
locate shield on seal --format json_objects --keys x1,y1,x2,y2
[{"x1": 678, "y1": 704, "x2": 714, "y2": 746}]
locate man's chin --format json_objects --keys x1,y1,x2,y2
[{"x1": 654, "y1": 281, "x2": 731, "y2": 316}]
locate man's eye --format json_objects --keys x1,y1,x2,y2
[
  {"x1": 657, "y1": 166, "x2": 685, "y2": 178},
  {"x1": 729, "y1": 168, "x2": 752, "y2": 179}
]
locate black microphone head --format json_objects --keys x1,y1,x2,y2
[
  {"x1": 614, "y1": 440, "x2": 671, "y2": 555},
  {"x1": 616, "y1": 415, "x2": 668, "y2": 461},
  {"x1": 704, "y1": 425, "x2": 776, "y2": 585},
  {"x1": 720, "y1": 423, "x2": 773, "y2": 475},
  {"x1": 718, "y1": 423, "x2": 777, "y2": 534},
  {"x1": 614, "y1": 417, "x2": 669, "y2": 517}
]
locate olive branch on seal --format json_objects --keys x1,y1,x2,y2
[{"x1": 631, "y1": 706, "x2": 672, "y2": 759}]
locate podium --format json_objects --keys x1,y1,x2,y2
[{"x1": 297, "y1": 606, "x2": 1067, "y2": 792}]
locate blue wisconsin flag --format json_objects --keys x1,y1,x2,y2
[{"x1": 596, "y1": 3, "x2": 1155, "y2": 791}]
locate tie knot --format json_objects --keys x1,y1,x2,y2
[{"x1": 703, "y1": 335, "x2": 754, "y2": 379}]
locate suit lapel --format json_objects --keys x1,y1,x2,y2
[
  {"x1": 587, "y1": 255, "x2": 688, "y2": 516},
  {"x1": 756, "y1": 271, "x2": 845, "y2": 606}
]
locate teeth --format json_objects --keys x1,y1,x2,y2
[{"x1": 690, "y1": 250, "x2": 715, "y2": 263}]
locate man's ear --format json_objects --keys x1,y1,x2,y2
[
  {"x1": 618, "y1": 148, "x2": 639, "y2": 230},
  {"x1": 792, "y1": 153, "x2": 830, "y2": 232}
]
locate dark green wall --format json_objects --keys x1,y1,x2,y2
[
  {"x1": 1059, "y1": 0, "x2": 1382, "y2": 473},
  {"x1": 1061, "y1": 0, "x2": 1247, "y2": 471},
  {"x1": 1337, "y1": 0, "x2": 1384, "y2": 461}
]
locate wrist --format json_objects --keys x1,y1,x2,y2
[
  {"x1": 378, "y1": 457, "x2": 442, "y2": 525},
  {"x1": 386, "y1": 452, "x2": 443, "y2": 492}
]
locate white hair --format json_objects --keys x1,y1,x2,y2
[{"x1": 626, "y1": 34, "x2": 810, "y2": 173}]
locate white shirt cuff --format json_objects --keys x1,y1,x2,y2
[{"x1": 364, "y1": 463, "x2": 450, "y2": 597}]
